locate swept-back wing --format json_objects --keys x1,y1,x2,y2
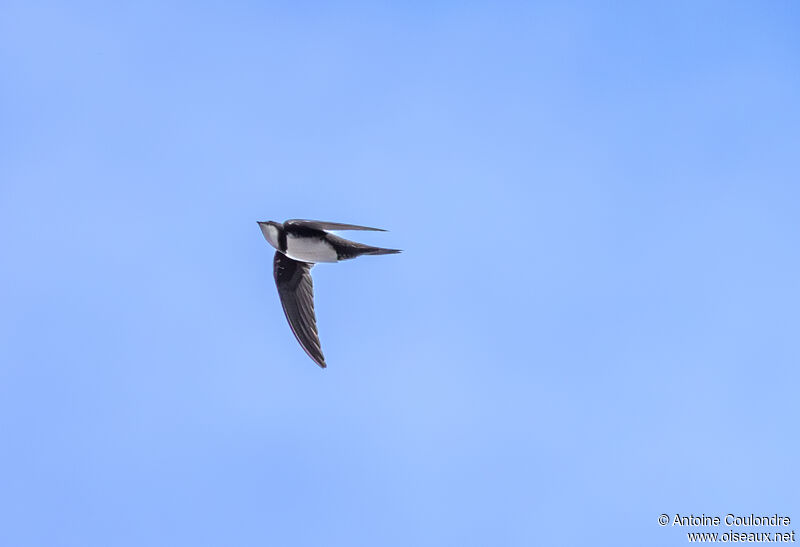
[
  {"x1": 285, "y1": 219, "x2": 386, "y2": 232},
  {"x1": 273, "y1": 251, "x2": 326, "y2": 368}
]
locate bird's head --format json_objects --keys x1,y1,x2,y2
[{"x1": 257, "y1": 220, "x2": 282, "y2": 249}]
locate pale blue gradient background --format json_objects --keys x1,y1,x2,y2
[{"x1": 2, "y1": 2, "x2": 799, "y2": 545}]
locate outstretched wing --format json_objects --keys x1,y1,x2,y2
[
  {"x1": 285, "y1": 219, "x2": 386, "y2": 232},
  {"x1": 273, "y1": 251, "x2": 326, "y2": 368}
]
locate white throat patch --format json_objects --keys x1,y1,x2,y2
[{"x1": 260, "y1": 223, "x2": 281, "y2": 249}]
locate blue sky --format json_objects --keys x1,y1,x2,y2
[{"x1": 1, "y1": 1, "x2": 799, "y2": 545}]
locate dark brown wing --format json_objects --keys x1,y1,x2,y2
[
  {"x1": 273, "y1": 251, "x2": 326, "y2": 368},
  {"x1": 285, "y1": 219, "x2": 386, "y2": 232}
]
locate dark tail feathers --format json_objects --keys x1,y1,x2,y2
[
  {"x1": 338, "y1": 243, "x2": 402, "y2": 261},
  {"x1": 361, "y1": 246, "x2": 402, "y2": 256}
]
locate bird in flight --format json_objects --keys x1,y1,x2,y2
[{"x1": 258, "y1": 219, "x2": 401, "y2": 368}]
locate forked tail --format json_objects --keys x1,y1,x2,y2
[{"x1": 326, "y1": 233, "x2": 402, "y2": 261}]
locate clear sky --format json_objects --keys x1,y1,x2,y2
[{"x1": 1, "y1": 1, "x2": 799, "y2": 545}]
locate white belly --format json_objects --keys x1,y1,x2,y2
[{"x1": 285, "y1": 234, "x2": 338, "y2": 263}]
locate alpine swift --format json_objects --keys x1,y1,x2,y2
[{"x1": 258, "y1": 219, "x2": 401, "y2": 368}]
